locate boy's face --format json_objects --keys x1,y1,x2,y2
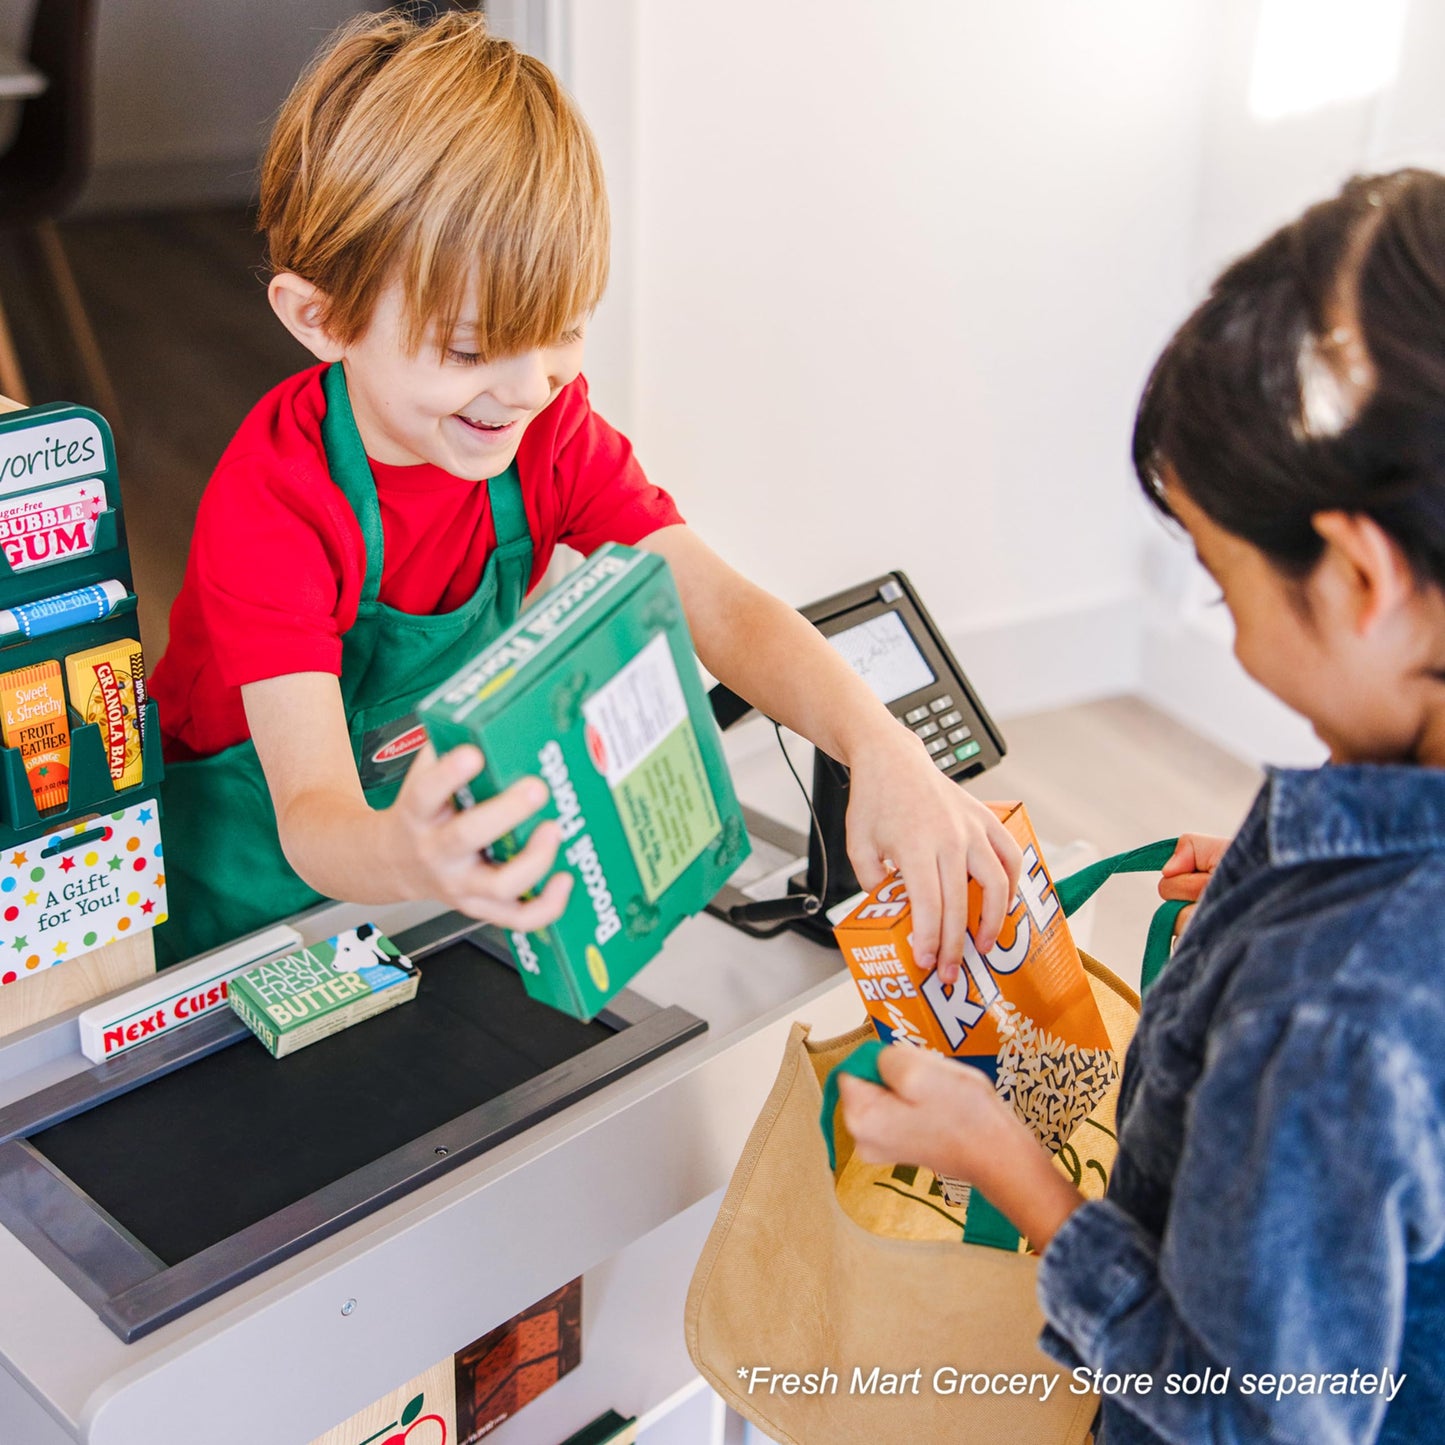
[{"x1": 340, "y1": 283, "x2": 586, "y2": 480}]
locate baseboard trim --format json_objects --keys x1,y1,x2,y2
[
  {"x1": 942, "y1": 596, "x2": 1141, "y2": 721},
  {"x1": 728, "y1": 600, "x2": 1318, "y2": 768},
  {"x1": 723, "y1": 597, "x2": 1324, "y2": 768},
  {"x1": 1139, "y1": 615, "x2": 1324, "y2": 767}
]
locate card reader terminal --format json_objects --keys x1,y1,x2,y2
[
  {"x1": 708, "y1": 571, "x2": 1005, "y2": 935},
  {"x1": 709, "y1": 572, "x2": 1004, "y2": 777},
  {"x1": 807, "y1": 574, "x2": 1003, "y2": 777}
]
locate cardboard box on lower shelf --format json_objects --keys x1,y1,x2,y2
[{"x1": 455, "y1": 1278, "x2": 583, "y2": 1441}]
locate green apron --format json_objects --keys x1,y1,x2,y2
[{"x1": 157, "y1": 362, "x2": 533, "y2": 966}]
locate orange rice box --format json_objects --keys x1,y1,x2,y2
[{"x1": 833, "y1": 800, "x2": 1117, "y2": 1157}]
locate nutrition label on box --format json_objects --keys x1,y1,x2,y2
[{"x1": 583, "y1": 634, "x2": 722, "y2": 901}]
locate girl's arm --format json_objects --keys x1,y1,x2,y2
[
  {"x1": 641, "y1": 525, "x2": 1022, "y2": 966},
  {"x1": 243, "y1": 672, "x2": 572, "y2": 926},
  {"x1": 844, "y1": 1013, "x2": 1436, "y2": 1444}
]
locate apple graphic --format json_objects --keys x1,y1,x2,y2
[
  {"x1": 378, "y1": 1393, "x2": 447, "y2": 1445},
  {"x1": 380, "y1": 1421, "x2": 445, "y2": 1445}
]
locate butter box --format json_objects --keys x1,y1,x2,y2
[
  {"x1": 420, "y1": 544, "x2": 749, "y2": 1020},
  {"x1": 228, "y1": 924, "x2": 418, "y2": 1058}
]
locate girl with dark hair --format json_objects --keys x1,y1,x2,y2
[{"x1": 840, "y1": 168, "x2": 1445, "y2": 1442}]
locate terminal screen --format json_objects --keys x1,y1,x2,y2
[{"x1": 827, "y1": 611, "x2": 935, "y2": 705}]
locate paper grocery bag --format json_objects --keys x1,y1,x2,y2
[{"x1": 685, "y1": 955, "x2": 1138, "y2": 1445}]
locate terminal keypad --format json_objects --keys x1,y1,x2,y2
[{"x1": 903, "y1": 690, "x2": 981, "y2": 773}]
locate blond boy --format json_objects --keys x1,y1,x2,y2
[{"x1": 150, "y1": 12, "x2": 1018, "y2": 968}]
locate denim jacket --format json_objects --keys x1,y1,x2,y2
[{"x1": 1037, "y1": 765, "x2": 1445, "y2": 1444}]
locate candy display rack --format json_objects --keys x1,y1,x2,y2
[{"x1": 0, "y1": 394, "x2": 162, "y2": 1037}]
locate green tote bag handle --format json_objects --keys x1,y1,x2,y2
[
  {"x1": 820, "y1": 839, "x2": 1185, "y2": 1167},
  {"x1": 1052, "y1": 839, "x2": 1186, "y2": 995}
]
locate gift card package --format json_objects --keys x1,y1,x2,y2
[{"x1": 421, "y1": 544, "x2": 749, "y2": 1020}]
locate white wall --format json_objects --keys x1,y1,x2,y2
[
  {"x1": 569, "y1": 0, "x2": 1445, "y2": 762},
  {"x1": 563, "y1": 0, "x2": 638, "y2": 434},
  {"x1": 1136, "y1": 0, "x2": 1445, "y2": 765},
  {"x1": 63, "y1": 0, "x2": 1445, "y2": 761},
  {"x1": 570, "y1": 0, "x2": 1213, "y2": 718}
]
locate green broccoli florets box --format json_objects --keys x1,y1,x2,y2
[{"x1": 419, "y1": 544, "x2": 749, "y2": 1019}]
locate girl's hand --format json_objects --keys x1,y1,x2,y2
[
  {"x1": 386, "y1": 742, "x2": 573, "y2": 928},
  {"x1": 1159, "y1": 833, "x2": 1229, "y2": 936},
  {"x1": 844, "y1": 726, "x2": 1023, "y2": 982},
  {"x1": 839, "y1": 1043, "x2": 1086, "y2": 1252}
]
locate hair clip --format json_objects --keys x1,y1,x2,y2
[{"x1": 1294, "y1": 331, "x2": 1360, "y2": 440}]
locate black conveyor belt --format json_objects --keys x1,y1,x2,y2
[{"x1": 31, "y1": 938, "x2": 611, "y2": 1264}]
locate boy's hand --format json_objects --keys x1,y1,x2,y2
[
  {"x1": 387, "y1": 742, "x2": 572, "y2": 928},
  {"x1": 1159, "y1": 832, "x2": 1229, "y2": 936},
  {"x1": 844, "y1": 726, "x2": 1023, "y2": 982},
  {"x1": 247, "y1": 672, "x2": 570, "y2": 921}
]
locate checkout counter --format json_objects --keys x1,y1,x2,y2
[
  {"x1": 0, "y1": 570, "x2": 1005, "y2": 1444},
  {"x1": 0, "y1": 729, "x2": 867, "y2": 1445}
]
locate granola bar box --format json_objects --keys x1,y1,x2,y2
[
  {"x1": 420, "y1": 544, "x2": 749, "y2": 1021},
  {"x1": 832, "y1": 800, "x2": 1117, "y2": 1155}
]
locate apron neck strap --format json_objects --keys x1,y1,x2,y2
[
  {"x1": 321, "y1": 363, "x2": 385, "y2": 600},
  {"x1": 487, "y1": 463, "x2": 528, "y2": 549},
  {"x1": 321, "y1": 364, "x2": 533, "y2": 602}
]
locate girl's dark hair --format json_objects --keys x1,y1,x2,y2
[{"x1": 1134, "y1": 168, "x2": 1445, "y2": 586}]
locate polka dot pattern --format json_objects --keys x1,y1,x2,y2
[{"x1": 0, "y1": 800, "x2": 166, "y2": 995}]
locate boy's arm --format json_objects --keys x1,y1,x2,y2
[
  {"x1": 640, "y1": 525, "x2": 1022, "y2": 963},
  {"x1": 242, "y1": 672, "x2": 571, "y2": 926}
]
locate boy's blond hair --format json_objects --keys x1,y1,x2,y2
[{"x1": 258, "y1": 9, "x2": 608, "y2": 358}]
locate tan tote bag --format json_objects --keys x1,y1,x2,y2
[
  {"x1": 685, "y1": 841, "x2": 1175, "y2": 1444},
  {"x1": 685, "y1": 954, "x2": 1138, "y2": 1445}
]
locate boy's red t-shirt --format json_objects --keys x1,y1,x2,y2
[{"x1": 151, "y1": 365, "x2": 683, "y2": 760}]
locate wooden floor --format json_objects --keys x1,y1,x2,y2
[{"x1": 983, "y1": 696, "x2": 1261, "y2": 983}]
